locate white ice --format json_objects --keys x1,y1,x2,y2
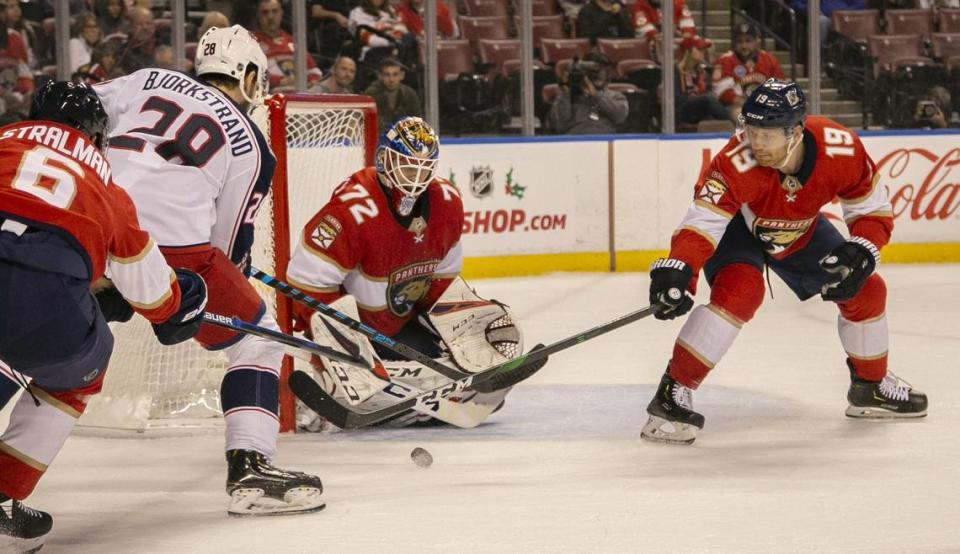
[{"x1": 2, "y1": 265, "x2": 958, "y2": 553}]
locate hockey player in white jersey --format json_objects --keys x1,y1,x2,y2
[{"x1": 94, "y1": 26, "x2": 324, "y2": 516}]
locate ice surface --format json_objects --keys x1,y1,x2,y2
[{"x1": 2, "y1": 265, "x2": 958, "y2": 552}]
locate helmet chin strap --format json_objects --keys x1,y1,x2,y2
[{"x1": 773, "y1": 130, "x2": 803, "y2": 171}]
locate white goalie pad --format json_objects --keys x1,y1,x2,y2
[
  {"x1": 308, "y1": 296, "x2": 388, "y2": 406},
  {"x1": 427, "y1": 277, "x2": 523, "y2": 373}
]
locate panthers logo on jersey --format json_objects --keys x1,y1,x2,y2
[
  {"x1": 387, "y1": 260, "x2": 439, "y2": 317},
  {"x1": 752, "y1": 216, "x2": 815, "y2": 254}
]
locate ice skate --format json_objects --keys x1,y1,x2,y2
[
  {"x1": 0, "y1": 495, "x2": 52, "y2": 554},
  {"x1": 225, "y1": 450, "x2": 325, "y2": 517},
  {"x1": 846, "y1": 363, "x2": 927, "y2": 419},
  {"x1": 641, "y1": 373, "x2": 705, "y2": 445}
]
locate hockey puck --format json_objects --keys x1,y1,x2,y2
[{"x1": 410, "y1": 447, "x2": 433, "y2": 468}]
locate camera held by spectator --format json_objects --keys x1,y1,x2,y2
[
  {"x1": 549, "y1": 52, "x2": 629, "y2": 134},
  {"x1": 913, "y1": 86, "x2": 952, "y2": 129}
]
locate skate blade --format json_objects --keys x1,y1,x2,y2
[
  {"x1": 227, "y1": 487, "x2": 326, "y2": 517},
  {"x1": 641, "y1": 415, "x2": 698, "y2": 445},
  {"x1": 0, "y1": 535, "x2": 44, "y2": 553},
  {"x1": 845, "y1": 405, "x2": 927, "y2": 419}
]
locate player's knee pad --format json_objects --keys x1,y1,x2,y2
[
  {"x1": 224, "y1": 312, "x2": 284, "y2": 371},
  {"x1": 709, "y1": 263, "x2": 765, "y2": 323},
  {"x1": 839, "y1": 273, "x2": 886, "y2": 322}
]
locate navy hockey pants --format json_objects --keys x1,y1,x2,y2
[
  {"x1": 0, "y1": 224, "x2": 112, "y2": 397},
  {"x1": 704, "y1": 213, "x2": 847, "y2": 300}
]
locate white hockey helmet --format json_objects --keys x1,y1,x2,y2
[{"x1": 195, "y1": 25, "x2": 269, "y2": 109}]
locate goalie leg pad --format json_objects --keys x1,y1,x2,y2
[{"x1": 427, "y1": 277, "x2": 523, "y2": 373}]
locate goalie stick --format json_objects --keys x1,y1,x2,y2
[
  {"x1": 290, "y1": 304, "x2": 662, "y2": 429},
  {"x1": 248, "y1": 266, "x2": 471, "y2": 380},
  {"x1": 201, "y1": 312, "x2": 370, "y2": 369}
]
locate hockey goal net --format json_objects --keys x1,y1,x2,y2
[{"x1": 79, "y1": 94, "x2": 377, "y2": 434}]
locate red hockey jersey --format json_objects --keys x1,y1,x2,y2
[
  {"x1": 0, "y1": 121, "x2": 180, "y2": 323},
  {"x1": 670, "y1": 116, "x2": 893, "y2": 286},
  {"x1": 631, "y1": 0, "x2": 695, "y2": 41},
  {"x1": 712, "y1": 49, "x2": 784, "y2": 105},
  {"x1": 253, "y1": 30, "x2": 322, "y2": 89},
  {"x1": 287, "y1": 167, "x2": 464, "y2": 336}
]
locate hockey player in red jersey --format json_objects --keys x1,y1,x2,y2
[
  {"x1": 642, "y1": 79, "x2": 927, "y2": 445},
  {"x1": 0, "y1": 82, "x2": 207, "y2": 552},
  {"x1": 94, "y1": 26, "x2": 325, "y2": 516},
  {"x1": 286, "y1": 116, "x2": 538, "y2": 428}
]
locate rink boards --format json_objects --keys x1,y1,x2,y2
[{"x1": 434, "y1": 130, "x2": 960, "y2": 277}]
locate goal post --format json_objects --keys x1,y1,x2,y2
[{"x1": 79, "y1": 93, "x2": 377, "y2": 434}]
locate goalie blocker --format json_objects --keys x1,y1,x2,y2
[{"x1": 297, "y1": 277, "x2": 547, "y2": 429}]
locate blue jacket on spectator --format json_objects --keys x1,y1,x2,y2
[{"x1": 790, "y1": 0, "x2": 865, "y2": 16}]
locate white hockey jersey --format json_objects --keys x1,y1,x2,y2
[{"x1": 94, "y1": 68, "x2": 275, "y2": 265}]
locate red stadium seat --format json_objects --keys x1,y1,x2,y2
[
  {"x1": 542, "y1": 82, "x2": 560, "y2": 103},
  {"x1": 478, "y1": 39, "x2": 520, "y2": 74},
  {"x1": 436, "y1": 39, "x2": 475, "y2": 79},
  {"x1": 831, "y1": 10, "x2": 881, "y2": 43},
  {"x1": 463, "y1": 0, "x2": 509, "y2": 17},
  {"x1": 867, "y1": 34, "x2": 936, "y2": 77},
  {"x1": 539, "y1": 38, "x2": 590, "y2": 64},
  {"x1": 607, "y1": 82, "x2": 639, "y2": 94},
  {"x1": 512, "y1": 0, "x2": 559, "y2": 16},
  {"x1": 884, "y1": 9, "x2": 935, "y2": 41},
  {"x1": 931, "y1": 33, "x2": 960, "y2": 60},
  {"x1": 939, "y1": 9, "x2": 960, "y2": 33},
  {"x1": 615, "y1": 58, "x2": 658, "y2": 78},
  {"x1": 597, "y1": 38, "x2": 653, "y2": 62},
  {"x1": 515, "y1": 15, "x2": 566, "y2": 47},
  {"x1": 459, "y1": 16, "x2": 510, "y2": 52}
]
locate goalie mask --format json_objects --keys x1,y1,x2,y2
[
  {"x1": 736, "y1": 78, "x2": 806, "y2": 170},
  {"x1": 195, "y1": 25, "x2": 269, "y2": 112},
  {"x1": 375, "y1": 117, "x2": 439, "y2": 216}
]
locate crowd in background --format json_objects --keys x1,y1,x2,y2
[{"x1": 0, "y1": 0, "x2": 955, "y2": 133}]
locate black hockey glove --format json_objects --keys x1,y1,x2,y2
[
  {"x1": 152, "y1": 268, "x2": 208, "y2": 346},
  {"x1": 819, "y1": 237, "x2": 880, "y2": 302},
  {"x1": 649, "y1": 258, "x2": 694, "y2": 321},
  {"x1": 95, "y1": 283, "x2": 135, "y2": 323}
]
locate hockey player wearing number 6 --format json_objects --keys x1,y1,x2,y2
[
  {"x1": 92, "y1": 26, "x2": 326, "y2": 516},
  {"x1": 0, "y1": 82, "x2": 207, "y2": 552},
  {"x1": 643, "y1": 79, "x2": 927, "y2": 445},
  {"x1": 286, "y1": 116, "x2": 542, "y2": 428}
]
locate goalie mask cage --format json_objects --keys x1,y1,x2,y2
[{"x1": 78, "y1": 94, "x2": 377, "y2": 434}]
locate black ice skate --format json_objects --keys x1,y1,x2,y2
[
  {"x1": 225, "y1": 450, "x2": 325, "y2": 517},
  {"x1": 0, "y1": 494, "x2": 52, "y2": 554},
  {"x1": 641, "y1": 373, "x2": 705, "y2": 445},
  {"x1": 846, "y1": 363, "x2": 928, "y2": 419}
]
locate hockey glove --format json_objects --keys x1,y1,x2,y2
[
  {"x1": 649, "y1": 258, "x2": 694, "y2": 320},
  {"x1": 819, "y1": 237, "x2": 879, "y2": 302},
  {"x1": 95, "y1": 283, "x2": 134, "y2": 323},
  {"x1": 152, "y1": 268, "x2": 208, "y2": 345}
]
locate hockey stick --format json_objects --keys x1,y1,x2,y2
[
  {"x1": 201, "y1": 312, "x2": 370, "y2": 369},
  {"x1": 290, "y1": 304, "x2": 662, "y2": 429},
  {"x1": 248, "y1": 266, "x2": 470, "y2": 380}
]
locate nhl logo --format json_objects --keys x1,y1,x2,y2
[{"x1": 469, "y1": 166, "x2": 494, "y2": 199}]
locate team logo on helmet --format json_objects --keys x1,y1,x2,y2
[
  {"x1": 387, "y1": 261, "x2": 438, "y2": 317},
  {"x1": 470, "y1": 166, "x2": 494, "y2": 199},
  {"x1": 786, "y1": 89, "x2": 800, "y2": 107},
  {"x1": 387, "y1": 117, "x2": 438, "y2": 158}
]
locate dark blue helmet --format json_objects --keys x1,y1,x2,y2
[
  {"x1": 740, "y1": 78, "x2": 806, "y2": 129},
  {"x1": 30, "y1": 80, "x2": 109, "y2": 151}
]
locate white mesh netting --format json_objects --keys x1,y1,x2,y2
[{"x1": 78, "y1": 97, "x2": 370, "y2": 433}]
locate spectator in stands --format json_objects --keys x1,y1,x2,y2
[
  {"x1": 631, "y1": 0, "x2": 696, "y2": 55},
  {"x1": 116, "y1": 6, "x2": 158, "y2": 74},
  {"x1": 395, "y1": 0, "x2": 459, "y2": 39},
  {"x1": 0, "y1": 5, "x2": 34, "y2": 98},
  {"x1": 309, "y1": 54, "x2": 357, "y2": 93},
  {"x1": 68, "y1": 12, "x2": 101, "y2": 74},
  {"x1": 910, "y1": 86, "x2": 955, "y2": 129},
  {"x1": 73, "y1": 40, "x2": 120, "y2": 84},
  {"x1": 199, "y1": 11, "x2": 230, "y2": 39},
  {"x1": 576, "y1": 0, "x2": 633, "y2": 43},
  {"x1": 675, "y1": 35, "x2": 733, "y2": 130},
  {"x1": 254, "y1": 0, "x2": 323, "y2": 91},
  {"x1": 548, "y1": 51, "x2": 629, "y2": 134},
  {"x1": 309, "y1": 0, "x2": 355, "y2": 65},
  {"x1": 94, "y1": 0, "x2": 129, "y2": 38},
  {"x1": 349, "y1": 0, "x2": 413, "y2": 67},
  {"x1": 712, "y1": 23, "x2": 784, "y2": 109},
  {"x1": 365, "y1": 57, "x2": 421, "y2": 132},
  {"x1": 560, "y1": 0, "x2": 589, "y2": 23},
  {"x1": 5, "y1": 0, "x2": 39, "y2": 68},
  {"x1": 152, "y1": 44, "x2": 176, "y2": 70}
]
